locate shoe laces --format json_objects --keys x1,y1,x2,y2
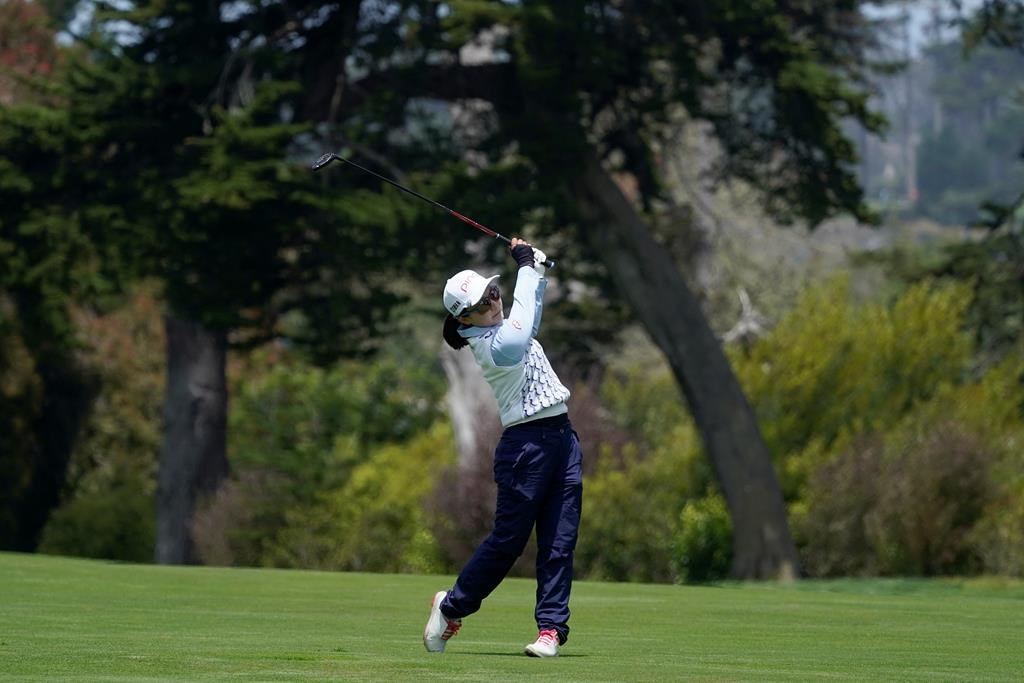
[
  {"x1": 537, "y1": 628, "x2": 558, "y2": 646},
  {"x1": 442, "y1": 618, "x2": 462, "y2": 641}
]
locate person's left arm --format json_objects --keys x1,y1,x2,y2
[
  {"x1": 490, "y1": 242, "x2": 546, "y2": 366},
  {"x1": 491, "y1": 266, "x2": 542, "y2": 366}
]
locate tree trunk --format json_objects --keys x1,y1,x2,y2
[
  {"x1": 155, "y1": 316, "x2": 229, "y2": 565},
  {"x1": 575, "y1": 154, "x2": 800, "y2": 580},
  {"x1": 439, "y1": 345, "x2": 500, "y2": 471}
]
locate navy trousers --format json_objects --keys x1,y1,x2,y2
[{"x1": 442, "y1": 415, "x2": 583, "y2": 644}]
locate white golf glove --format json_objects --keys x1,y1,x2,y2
[{"x1": 532, "y1": 247, "x2": 547, "y2": 276}]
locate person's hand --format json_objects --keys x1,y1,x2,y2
[
  {"x1": 509, "y1": 237, "x2": 535, "y2": 269},
  {"x1": 531, "y1": 247, "x2": 547, "y2": 276}
]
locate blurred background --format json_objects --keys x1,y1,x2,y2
[{"x1": 1, "y1": 0, "x2": 1021, "y2": 583}]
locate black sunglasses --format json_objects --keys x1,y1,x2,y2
[{"x1": 461, "y1": 284, "x2": 501, "y2": 317}]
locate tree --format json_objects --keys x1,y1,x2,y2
[
  {"x1": 914, "y1": 0, "x2": 1024, "y2": 364},
  {"x1": 0, "y1": 0, "x2": 441, "y2": 562},
  {"x1": 914, "y1": 40, "x2": 1024, "y2": 223},
  {"x1": 0, "y1": 1, "x2": 99, "y2": 552},
  {"x1": 960, "y1": 0, "x2": 1024, "y2": 52},
  {"x1": 0, "y1": 0, "x2": 57, "y2": 103}
]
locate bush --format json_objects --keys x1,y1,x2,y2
[
  {"x1": 672, "y1": 494, "x2": 733, "y2": 583},
  {"x1": 38, "y1": 477, "x2": 154, "y2": 562},
  {"x1": 36, "y1": 289, "x2": 163, "y2": 561},
  {"x1": 798, "y1": 419, "x2": 997, "y2": 577},
  {"x1": 191, "y1": 470, "x2": 283, "y2": 567},
  {"x1": 196, "y1": 421, "x2": 456, "y2": 572},
  {"x1": 731, "y1": 276, "x2": 976, "y2": 499},
  {"x1": 969, "y1": 480, "x2": 1024, "y2": 577},
  {"x1": 287, "y1": 421, "x2": 455, "y2": 573},
  {"x1": 575, "y1": 423, "x2": 705, "y2": 583},
  {"x1": 199, "y1": 347, "x2": 449, "y2": 568},
  {"x1": 229, "y1": 351, "x2": 445, "y2": 499}
]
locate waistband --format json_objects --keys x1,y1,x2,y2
[{"x1": 504, "y1": 413, "x2": 571, "y2": 433}]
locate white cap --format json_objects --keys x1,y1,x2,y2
[{"x1": 442, "y1": 269, "x2": 499, "y2": 317}]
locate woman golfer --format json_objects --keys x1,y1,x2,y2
[{"x1": 423, "y1": 238, "x2": 583, "y2": 658}]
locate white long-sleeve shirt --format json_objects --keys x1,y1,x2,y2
[{"x1": 459, "y1": 267, "x2": 571, "y2": 427}]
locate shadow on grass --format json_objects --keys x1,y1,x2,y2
[{"x1": 457, "y1": 652, "x2": 587, "y2": 658}]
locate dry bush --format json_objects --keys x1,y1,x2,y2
[
  {"x1": 867, "y1": 423, "x2": 993, "y2": 575},
  {"x1": 800, "y1": 421, "x2": 997, "y2": 577},
  {"x1": 192, "y1": 470, "x2": 281, "y2": 567}
]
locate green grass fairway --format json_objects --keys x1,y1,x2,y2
[{"x1": 2, "y1": 553, "x2": 1022, "y2": 681}]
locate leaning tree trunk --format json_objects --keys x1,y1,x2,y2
[
  {"x1": 439, "y1": 345, "x2": 499, "y2": 472},
  {"x1": 575, "y1": 154, "x2": 800, "y2": 580},
  {"x1": 155, "y1": 316, "x2": 229, "y2": 565}
]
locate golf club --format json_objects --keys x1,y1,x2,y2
[{"x1": 312, "y1": 152, "x2": 556, "y2": 268}]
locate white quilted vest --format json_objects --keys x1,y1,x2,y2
[{"x1": 468, "y1": 333, "x2": 570, "y2": 427}]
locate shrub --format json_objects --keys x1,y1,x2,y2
[
  {"x1": 731, "y1": 276, "x2": 976, "y2": 499},
  {"x1": 196, "y1": 421, "x2": 456, "y2": 571},
  {"x1": 204, "y1": 347, "x2": 449, "y2": 568},
  {"x1": 280, "y1": 421, "x2": 456, "y2": 573},
  {"x1": 672, "y1": 494, "x2": 733, "y2": 583},
  {"x1": 575, "y1": 423, "x2": 705, "y2": 583},
  {"x1": 229, "y1": 352, "x2": 445, "y2": 500},
  {"x1": 191, "y1": 470, "x2": 283, "y2": 567},
  {"x1": 38, "y1": 477, "x2": 154, "y2": 562},
  {"x1": 798, "y1": 419, "x2": 997, "y2": 577},
  {"x1": 969, "y1": 480, "x2": 1024, "y2": 577},
  {"x1": 36, "y1": 290, "x2": 163, "y2": 561}
]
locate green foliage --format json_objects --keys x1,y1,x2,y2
[
  {"x1": 599, "y1": 360, "x2": 691, "y2": 450},
  {"x1": 732, "y1": 275, "x2": 1024, "y2": 577},
  {"x1": 0, "y1": 295, "x2": 42, "y2": 545},
  {"x1": 672, "y1": 495, "x2": 733, "y2": 584},
  {"x1": 914, "y1": 41, "x2": 1024, "y2": 224},
  {"x1": 462, "y1": 0, "x2": 887, "y2": 225},
  {"x1": 575, "y1": 425, "x2": 705, "y2": 583},
  {"x1": 575, "y1": 345, "x2": 727, "y2": 583},
  {"x1": 962, "y1": 0, "x2": 1024, "y2": 54},
  {"x1": 35, "y1": 289, "x2": 164, "y2": 561},
  {"x1": 37, "y1": 476, "x2": 154, "y2": 563},
  {"x1": 796, "y1": 415, "x2": 1003, "y2": 578},
  {"x1": 194, "y1": 344, "x2": 448, "y2": 569},
  {"x1": 937, "y1": 230, "x2": 1024, "y2": 366},
  {"x1": 732, "y1": 276, "x2": 975, "y2": 497},
  {"x1": 970, "y1": 476, "x2": 1024, "y2": 577},
  {"x1": 277, "y1": 422, "x2": 455, "y2": 573},
  {"x1": 648, "y1": 271, "x2": 1024, "y2": 579},
  {"x1": 229, "y1": 349, "x2": 445, "y2": 496}
]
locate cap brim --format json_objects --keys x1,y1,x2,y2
[{"x1": 462, "y1": 274, "x2": 500, "y2": 314}]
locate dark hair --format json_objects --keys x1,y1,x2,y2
[{"x1": 442, "y1": 313, "x2": 469, "y2": 350}]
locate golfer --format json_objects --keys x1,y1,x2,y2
[{"x1": 423, "y1": 238, "x2": 583, "y2": 658}]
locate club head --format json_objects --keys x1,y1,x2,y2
[{"x1": 311, "y1": 153, "x2": 340, "y2": 171}]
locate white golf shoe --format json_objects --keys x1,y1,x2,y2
[
  {"x1": 423, "y1": 590, "x2": 461, "y2": 652},
  {"x1": 524, "y1": 628, "x2": 560, "y2": 658}
]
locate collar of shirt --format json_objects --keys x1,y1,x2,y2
[{"x1": 458, "y1": 323, "x2": 500, "y2": 339}]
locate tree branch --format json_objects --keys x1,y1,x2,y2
[{"x1": 301, "y1": 62, "x2": 516, "y2": 123}]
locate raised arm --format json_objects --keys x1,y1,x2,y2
[{"x1": 491, "y1": 241, "x2": 546, "y2": 366}]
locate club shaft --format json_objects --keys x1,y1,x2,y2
[{"x1": 315, "y1": 153, "x2": 553, "y2": 267}]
